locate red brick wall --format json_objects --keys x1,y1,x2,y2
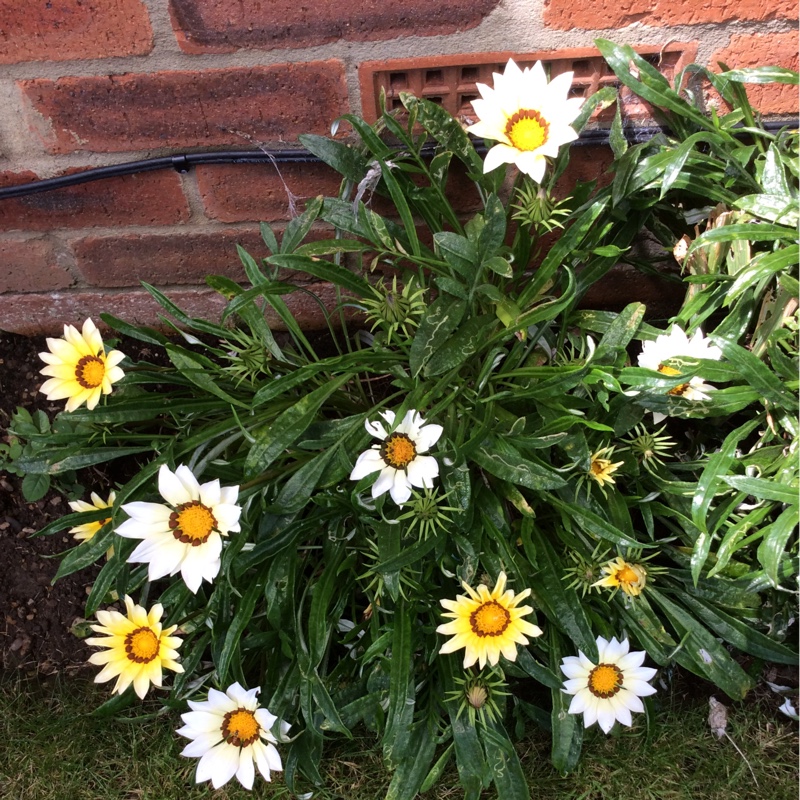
[{"x1": 0, "y1": 0, "x2": 796, "y2": 334}]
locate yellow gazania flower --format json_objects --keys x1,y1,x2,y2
[
  {"x1": 68, "y1": 490, "x2": 116, "y2": 543},
  {"x1": 592, "y1": 556, "x2": 647, "y2": 597},
  {"x1": 587, "y1": 445, "x2": 624, "y2": 488},
  {"x1": 86, "y1": 595, "x2": 184, "y2": 699},
  {"x1": 38, "y1": 318, "x2": 125, "y2": 412},
  {"x1": 467, "y1": 59, "x2": 583, "y2": 183},
  {"x1": 437, "y1": 571, "x2": 543, "y2": 669}
]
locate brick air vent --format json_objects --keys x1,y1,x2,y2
[{"x1": 359, "y1": 45, "x2": 698, "y2": 124}]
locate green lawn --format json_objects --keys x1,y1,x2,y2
[{"x1": 0, "y1": 673, "x2": 796, "y2": 800}]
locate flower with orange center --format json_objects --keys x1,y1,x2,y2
[
  {"x1": 467, "y1": 59, "x2": 583, "y2": 183},
  {"x1": 86, "y1": 595, "x2": 183, "y2": 699},
  {"x1": 638, "y1": 326, "x2": 722, "y2": 422},
  {"x1": 68, "y1": 490, "x2": 116, "y2": 543},
  {"x1": 587, "y1": 445, "x2": 624, "y2": 489},
  {"x1": 350, "y1": 408, "x2": 443, "y2": 506},
  {"x1": 593, "y1": 556, "x2": 648, "y2": 597},
  {"x1": 177, "y1": 682, "x2": 289, "y2": 790},
  {"x1": 38, "y1": 318, "x2": 126, "y2": 412},
  {"x1": 560, "y1": 636, "x2": 657, "y2": 733},
  {"x1": 117, "y1": 464, "x2": 242, "y2": 593},
  {"x1": 437, "y1": 571, "x2": 543, "y2": 669}
]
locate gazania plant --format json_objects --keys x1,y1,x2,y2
[{"x1": 6, "y1": 41, "x2": 798, "y2": 798}]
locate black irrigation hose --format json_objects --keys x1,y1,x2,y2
[{"x1": 1, "y1": 121, "x2": 795, "y2": 201}]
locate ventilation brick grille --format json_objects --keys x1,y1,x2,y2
[{"x1": 359, "y1": 45, "x2": 697, "y2": 125}]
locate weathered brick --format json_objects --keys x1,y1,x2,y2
[
  {"x1": 73, "y1": 229, "x2": 270, "y2": 288},
  {"x1": 0, "y1": 238, "x2": 73, "y2": 293},
  {"x1": 580, "y1": 264, "x2": 685, "y2": 318},
  {"x1": 72, "y1": 226, "x2": 335, "y2": 287},
  {"x1": 21, "y1": 62, "x2": 348, "y2": 155},
  {"x1": 544, "y1": 0, "x2": 796, "y2": 30},
  {"x1": 0, "y1": 0, "x2": 152, "y2": 64},
  {"x1": 197, "y1": 162, "x2": 344, "y2": 223},
  {"x1": 0, "y1": 289, "x2": 226, "y2": 335},
  {"x1": 0, "y1": 283, "x2": 347, "y2": 334},
  {"x1": 708, "y1": 33, "x2": 799, "y2": 116},
  {"x1": 168, "y1": 0, "x2": 501, "y2": 53},
  {"x1": 555, "y1": 144, "x2": 615, "y2": 194},
  {"x1": 0, "y1": 170, "x2": 189, "y2": 232}
]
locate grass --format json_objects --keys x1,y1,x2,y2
[{"x1": 0, "y1": 672, "x2": 796, "y2": 800}]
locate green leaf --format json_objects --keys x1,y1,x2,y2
[
  {"x1": 472, "y1": 436, "x2": 567, "y2": 491},
  {"x1": 385, "y1": 722, "x2": 437, "y2": 800},
  {"x1": 734, "y1": 194, "x2": 798, "y2": 225},
  {"x1": 757, "y1": 505, "x2": 799, "y2": 587},
  {"x1": 400, "y1": 93, "x2": 485, "y2": 175},
  {"x1": 548, "y1": 496, "x2": 644, "y2": 550},
  {"x1": 21, "y1": 472, "x2": 50, "y2": 502},
  {"x1": 424, "y1": 315, "x2": 496, "y2": 377},
  {"x1": 482, "y1": 724, "x2": 530, "y2": 800},
  {"x1": 648, "y1": 588, "x2": 754, "y2": 700},
  {"x1": 721, "y1": 66, "x2": 799, "y2": 85},
  {"x1": 165, "y1": 346, "x2": 248, "y2": 408},
  {"x1": 434, "y1": 231, "x2": 479, "y2": 278},
  {"x1": 720, "y1": 475, "x2": 799, "y2": 504},
  {"x1": 383, "y1": 600, "x2": 415, "y2": 770},
  {"x1": 409, "y1": 297, "x2": 466, "y2": 378},
  {"x1": 711, "y1": 336, "x2": 797, "y2": 410},
  {"x1": 54, "y1": 526, "x2": 116, "y2": 581},
  {"x1": 265, "y1": 253, "x2": 371, "y2": 298},
  {"x1": 529, "y1": 527, "x2": 597, "y2": 658},
  {"x1": 549, "y1": 630, "x2": 583, "y2": 773},
  {"x1": 281, "y1": 195, "x2": 322, "y2": 254},
  {"x1": 680, "y1": 594, "x2": 798, "y2": 665},
  {"x1": 298, "y1": 134, "x2": 368, "y2": 182},
  {"x1": 216, "y1": 578, "x2": 262, "y2": 684},
  {"x1": 244, "y1": 374, "x2": 351, "y2": 476}
]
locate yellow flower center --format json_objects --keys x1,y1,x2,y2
[
  {"x1": 75, "y1": 354, "x2": 106, "y2": 389},
  {"x1": 658, "y1": 364, "x2": 689, "y2": 396},
  {"x1": 588, "y1": 663, "x2": 623, "y2": 698},
  {"x1": 222, "y1": 708, "x2": 261, "y2": 747},
  {"x1": 505, "y1": 109, "x2": 549, "y2": 152},
  {"x1": 470, "y1": 600, "x2": 510, "y2": 638},
  {"x1": 169, "y1": 501, "x2": 216, "y2": 546},
  {"x1": 124, "y1": 627, "x2": 160, "y2": 663},
  {"x1": 381, "y1": 432, "x2": 417, "y2": 470},
  {"x1": 590, "y1": 458, "x2": 611, "y2": 477},
  {"x1": 616, "y1": 565, "x2": 640, "y2": 586}
]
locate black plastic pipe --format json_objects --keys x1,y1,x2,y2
[{"x1": 0, "y1": 121, "x2": 794, "y2": 201}]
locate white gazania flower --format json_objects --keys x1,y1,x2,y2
[
  {"x1": 38, "y1": 318, "x2": 125, "y2": 412},
  {"x1": 560, "y1": 636, "x2": 657, "y2": 734},
  {"x1": 437, "y1": 571, "x2": 543, "y2": 669},
  {"x1": 177, "y1": 682, "x2": 289, "y2": 791},
  {"x1": 86, "y1": 595, "x2": 183, "y2": 699},
  {"x1": 68, "y1": 490, "x2": 116, "y2": 543},
  {"x1": 349, "y1": 409, "x2": 443, "y2": 506},
  {"x1": 467, "y1": 59, "x2": 583, "y2": 183},
  {"x1": 638, "y1": 326, "x2": 722, "y2": 419},
  {"x1": 117, "y1": 464, "x2": 242, "y2": 593}
]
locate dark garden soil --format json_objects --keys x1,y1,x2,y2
[{"x1": 0, "y1": 330, "x2": 167, "y2": 674}]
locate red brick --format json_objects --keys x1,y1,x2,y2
[
  {"x1": 20, "y1": 62, "x2": 348, "y2": 155},
  {"x1": 709, "y1": 33, "x2": 799, "y2": 116},
  {"x1": 0, "y1": 170, "x2": 189, "y2": 232},
  {"x1": 0, "y1": 238, "x2": 73, "y2": 293},
  {"x1": 555, "y1": 144, "x2": 615, "y2": 195},
  {"x1": 0, "y1": 283, "x2": 347, "y2": 334},
  {"x1": 0, "y1": 289, "x2": 226, "y2": 335},
  {"x1": 168, "y1": 0, "x2": 501, "y2": 53},
  {"x1": 580, "y1": 264, "x2": 685, "y2": 318},
  {"x1": 72, "y1": 226, "x2": 335, "y2": 287},
  {"x1": 0, "y1": 0, "x2": 152, "y2": 63},
  {"x1": 544, "y1": 0, "x2": 796, "y2": 30},
  {"x1": 197, "y1": 162, "x2": 344, "y2": 223}
]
